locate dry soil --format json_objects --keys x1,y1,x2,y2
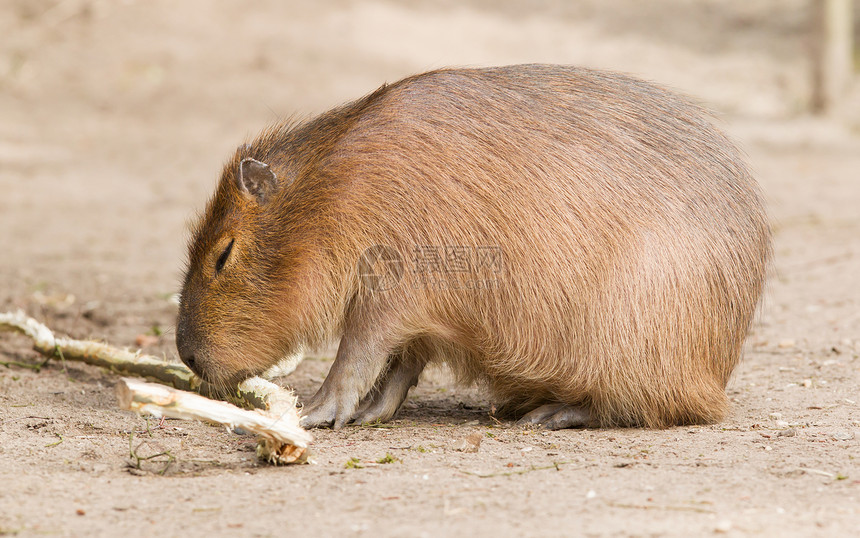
[{"x1": 1, "y1": 1, "x2": 859, "y2": 537}]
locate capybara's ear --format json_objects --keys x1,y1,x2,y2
[{"x1": 237, "y1": 158, "x2": 276, "y2": 203}]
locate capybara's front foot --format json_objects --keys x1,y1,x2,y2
[
  {"x1": 517, "y1": 403, "x2": 591, "y2": 430},
  {"x1": 299, "y1": 326, "x2": 392, "y2": 429},
  {"x1": 299, "y1": 384, "x2": 360, "y2": 430}
]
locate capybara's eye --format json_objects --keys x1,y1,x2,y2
[{"x1": 215, "y1": 239, "x2": 234, "y2": 274}]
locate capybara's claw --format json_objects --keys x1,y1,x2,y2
[
  {"x1": 298, "y1": 390, "x2": 337, "y2": 428},
  {"x1": 298, "y1": 406, "x2": 335, "y2": 429},
  {"x1": 299, "y1": 387, "x2": 360, "y2": 429}
]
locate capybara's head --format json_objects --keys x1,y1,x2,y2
[{"x1": 177, "y1": 156, "x2": 302, "y2": 387}]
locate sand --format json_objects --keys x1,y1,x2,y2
[{"x1": 1, "y1": 1, "x2": 858, "y2": 536}]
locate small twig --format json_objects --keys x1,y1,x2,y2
[
  {"x1": 606, "y1": 502, "x2": 716, "y2": 514},
  {"x1": 128, "y1": 432, "x2": 175, "y2": 475},
  {"x1": 461, "y1": 461, "x2": 570, "y2": 478},
  {"x1": 796, "y1": 467, "x2": 835, "y2": 478},
  {"x1": 0, "y1": 360, "x2": 43, "y2": 372},
  {"x1": 357, "y1": 421, "x2": 403, "y2": 429},
  {"x1": 54, "y1": 344, "x2": 68, "y2": 373},
  {"x1": 44, "y1": 433, "x2": 64, "y2": 448}
]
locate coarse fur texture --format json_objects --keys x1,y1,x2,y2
[{"x1": 176, "y1": 64, "x2": 772, "y2": 429}]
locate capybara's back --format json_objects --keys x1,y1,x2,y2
[{"x1": 177, "y1": 64, "x2": 771, "y2": 429}]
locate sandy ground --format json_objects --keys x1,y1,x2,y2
[{"x1": 1, "y1": 1, "x2": 859, "y2": 536}]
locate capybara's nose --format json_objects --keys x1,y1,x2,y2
[
  {"x1": 175, "y1": 316, "x2": 200, "y2": 375},
  {"x1": 180, "y1": 352, "x2": 197, "y2": 374}
]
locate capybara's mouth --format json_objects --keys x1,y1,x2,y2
[
  {"x1": 181, "y1": 359, "x2": 204, "y2": 380},
  {"x1": 201, "y1": 366, "x2": 264, "y2": 392}
]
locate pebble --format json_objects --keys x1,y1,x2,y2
[
  {"x1": 777, "y1": 428, "x2": 797, "y2": 437},
  {"x1": 585, "y1": 490, "x2": 597, "y2": 499},
  {"x1": 777, "y1": 339, "x2": 795, "y2": 348},
  {"x1": 134, "y1": 334, "x2": 160, "y2": 348},
  {"x1": 454, "y1": 433, "x2": 483, "y2": 453},
  {"x1": 769, "y1": 412, "x2": 783, "y2": 420},
  {"x1": 775, "y1": 420, "x2": 790, "y2": 428},
  {"x1": 831, "y1": 432, "x2": 855, "y2": 441},
  {"x1": 801, "y1": 379, "x2": 812, "y2": 388}
]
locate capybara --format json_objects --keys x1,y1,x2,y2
[{"x1": 176, "y1": 64, "x2": 771, "y2": 430}]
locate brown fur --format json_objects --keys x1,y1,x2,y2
[{"x1": 177, "y1": 64, "x2": 771, "y2": 428}]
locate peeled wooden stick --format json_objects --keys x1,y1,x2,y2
[
  {"x1": 0, "y1": 310, "x2": 291, "y2": 410},
  {"x1": 117, "y1": 378, "x2": 311, "y2": 464},
  {"x1": 0, "y1": 310, "x2": 312, "y2": 464},
  {"x1": 0, "y1": 310, "x2": 200, "y2": 389}
]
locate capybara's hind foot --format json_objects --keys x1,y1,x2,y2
[{"x1": 517, "y1": 403, "x2": 591, "y2": 430}]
